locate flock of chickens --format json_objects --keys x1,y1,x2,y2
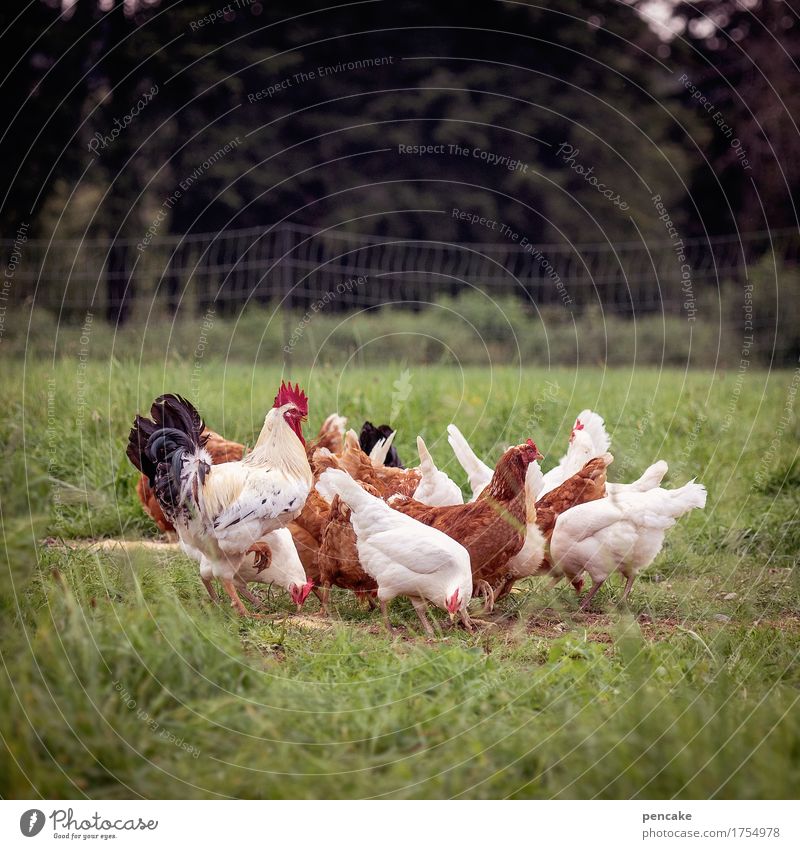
[{"x1": 127, "y1": 382, "x2": 706, "y2": 634}]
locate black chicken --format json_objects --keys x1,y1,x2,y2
[{"x1": 359, "y1": 421, "x2": 404, "y2": 468}]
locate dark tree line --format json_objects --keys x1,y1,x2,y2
[{"x1": 0, "y1": 0, "x2": 797, "y2": 321}]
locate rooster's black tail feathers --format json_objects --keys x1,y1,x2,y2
[
  {"x1": 151, "y1": 394, "x2": 205, "y2": 444},
  {"x1": 126, "y1": 395, "x2": 209, "y2": 516}
]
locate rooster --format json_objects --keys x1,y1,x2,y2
[
  {"x1": 550, "y1": 480, "x2": 707, "y2": 609},
  {"x1": 391, "y1": 440, "x2": 544, "y2": 609},
  {"x1": 137, "y1": 415, "x2": 343, "y2": 535},
  {"x1": 126, "y1": 383, "x2": 313, "y2": 616},
  {"x1": 318, "y1": 468, "x2": 473, "y2": 635}
]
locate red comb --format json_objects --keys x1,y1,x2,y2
[
  {"x1": 525, "y1": 438, "x2": 543, "y2": 460},
  {"x1": 273, "y1": 381, "x2": 308, "y2": 416},
  {"x1": 573, "y1": 418, "x2": 584, "y2": 432}
]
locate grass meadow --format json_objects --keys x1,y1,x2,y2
[{"x1": 1, "y1": 356, "x2": 799, "y2": 798}]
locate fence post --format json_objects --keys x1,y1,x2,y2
[{"x1": 280, "y1": 224, "x2": 293, "y2": 366}]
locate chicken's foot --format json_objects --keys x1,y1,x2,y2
[
  {"x1": 317, "y1": 582, "x2": 332, "y2": 617},
  {"x1": 222, "y1": 578, "x2": 260, "y2": 617},
  {"x1": 410, "y1": 597, "x2": 435, "y2": 637},
  {"x1": 492, "y1": 576, "x2": 515, "y2": 603},
  {"x1": 354, "y1": 592, "x2": 378, "y2": 611},
  {"x1": 475, "y1": 579, "x2": 495, "y2": 613}
]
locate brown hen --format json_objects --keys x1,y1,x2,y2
[
  {"x1": 316, "y1": 485, "x2": 381, "y2": 613},
  {"x1": 313, "y1": 431, "x2": 420, "y2": 498}
]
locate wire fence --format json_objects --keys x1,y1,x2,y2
[{"x1": 4, "y1": 223, "x2": 798, "y2": 338}]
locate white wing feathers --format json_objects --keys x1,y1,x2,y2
[
  {"x1": 205, "y1": 464, "x2": 309, "y2": 554},
  {"x1": 539, "y1": 410, "x2": 612, "y2": 496}
]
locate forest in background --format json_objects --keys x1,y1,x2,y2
[{"x1": 0, "y1": 0, "x2": 798, "y2": 362}]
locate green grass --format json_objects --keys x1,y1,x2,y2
[{"x1": 1, "y1": 358, "x2": 799, "y2": 798}]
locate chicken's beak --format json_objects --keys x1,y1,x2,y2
[{"x1": 448, "y1": 611, "x2": 456, "y2": 624}]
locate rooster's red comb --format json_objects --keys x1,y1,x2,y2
[
  {"x1": 573, "y1": 418, "x2": 585, "y2": 432},
  {"x1": 273, "y1": 381, "x2": 309, "y2": 416}
]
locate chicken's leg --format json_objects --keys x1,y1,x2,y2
[
  {"x1": 493, "y1": 575, "x2": 517, "y2": 603},
  {"x1": 318, "y1": 582, "x2": 332, "y2": 617},
  {"x1": 579, "y1": 577, "x2": 606, "y2": 611},
  {"x1": 379, "y1": 599, "x2": 393, "y2": 633},
  {"x1": 201, "y1": 578, "x2": 219, "y2": 603},
  {"x1": 221, "y1": 578, "x2": 259, "y2": 617},
  {"x1": 410, "y1": 597, "x2": 435, "y2": 637},
  {"x1": 460, "y1": 609, "x2": 476, "y2": 633},
  {"x1": 475, "y1": 579, "x2": 495, "y2": 613},
  {"x1": 619, "y1": 573, "x2": 636, "y2": 605}
]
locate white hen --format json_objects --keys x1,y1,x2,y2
[
  {"x1": 539, "y1": 411, "x2": 611, "y2": 495},
  {"x1": 318, "y1": 468, "x2": 473, "y2": 635},
  {"x1": 181, "y1": 527, "x2": 312, "y2": 611},
  {"x1": 550, "y1": 480, "x2": 707, "y2": 609},
  {"x1": 240, "y1": 527, "x2": 313, "y2": 610},
  {"x1": 413, "y1": 436, "x2": 464, "y2": 506}
]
